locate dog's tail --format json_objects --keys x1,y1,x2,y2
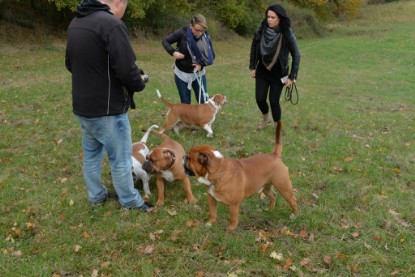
[
  {"x1": 140, "y1": 124, "x2": 159, "y2": 144},
  {"x1": 273, "y1": 120, "x2": 283, "y2": 158},
  {"x1": 156, "y1": 89, "x2": 174, "y2": 108},
  {"x1": 149, "y1": 129, "x2": 170, "y2": 141}
]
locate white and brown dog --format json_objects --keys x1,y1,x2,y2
[
  {"x1": 184, "y1": 121, "x2": 299, "y2": 231},
  {"x1": 131, "y1": 124, "x2": 159, "y2": 198},
  {"x1": 156, "y1": 89, "x2": 227, "y2": 138},
  {"x1": 142, "y1": 130, "x2": 196, "y2": 206}
]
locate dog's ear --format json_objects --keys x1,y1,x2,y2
[
  {"x1": 198, "y1": 153, "x2": 209, "y2": 165},
  {"x1": 163, "y1": 149, "x2": 175, "y2": 159}
]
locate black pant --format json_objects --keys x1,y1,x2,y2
[{"x1": 255, "y1": 77, "x2": 283, "y2": 122}]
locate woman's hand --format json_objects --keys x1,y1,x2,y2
[
  {"x1": 193, "y1": 64, "x2": 202, "y2": 72},
  {"x1": 173, "y1": 51, "x2": 185, "y2": 60},
  {"x1": 284, "y1": 78, "x2": 294, "y2": 87},
  {"x1": 250, "y1": 69, "x2": 256, "y2": 78}
]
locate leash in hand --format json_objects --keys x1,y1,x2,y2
[
  {"x1": 284, "y1": 82, "x2": 299, "y2": 105},
  {"x1": 194, "y1": 70, "x2": 209, "y2": 103}
]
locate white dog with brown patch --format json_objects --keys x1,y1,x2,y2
[
  {"x1": 131, "y1": 124, "x2": 159, "y2": 198},
  {"x1": 156, "y1": 89, "x2": 227, "y2": 138}
]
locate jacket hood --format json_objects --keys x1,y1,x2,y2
[
  {"x1": 265, "y1": 4, "x2": 291, "y2": 29},
  {"x1": 75, "y1": 0, "x2": 112, "y2": 18}
]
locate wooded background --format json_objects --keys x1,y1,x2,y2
[{"x1": 0, "y1": 0, "x2": 396, "y2": 38}]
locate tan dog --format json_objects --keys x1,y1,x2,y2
[
  {"x1": 131, "y1": 124, "x2": 159, "y2": 198},
  {"x1": 184, "y1": 121, "x2": 298, "y2": 231},
  {"x1": 156, "y1": 89, "x2": 227, "y2": 138},
  {"x1": 142, "y1": 130, "x2": 196, "y2": 206}
]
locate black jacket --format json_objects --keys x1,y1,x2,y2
[
  {"x1": 65, "y1": 0, "x2": 146, "y2": 118},
  {"x1": 162, "y1": 26, "x2": 211, "y2": 73},
  {"x1": 249, "y1": 22, "x2": 300, "y2": 81}
]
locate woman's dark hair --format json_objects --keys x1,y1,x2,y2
[{"x1": 266, "y1": 4, "x2": 291, "y2": 30}]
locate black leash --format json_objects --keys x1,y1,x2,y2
[{"x1": 284, "y1": 82, "x2": 299, "y2": 105}]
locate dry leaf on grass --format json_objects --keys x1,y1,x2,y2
[
  {"x1": 140, "y1": 244, "x2": 155, "y2": 255},
  {"x1": 323, "y1": 256, "x2": 332, "y2": 266},
  {"x1": 300, "y1": 258, "x2": 311, "y2": 266}
]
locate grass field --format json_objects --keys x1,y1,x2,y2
[{"x1": 1, "y1": 2, "x2": 414, "y2": 276}]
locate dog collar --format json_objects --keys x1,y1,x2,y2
[
  {"x1": 208, "y1": 98, "x2": 220, "y2": 110},
  {"x1": 164, "y1": 154, "x2": 176, "y2": 170}
]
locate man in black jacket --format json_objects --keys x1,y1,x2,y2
[{"x1": 65, "y1": 0, "x2": 153, "y2": 211}]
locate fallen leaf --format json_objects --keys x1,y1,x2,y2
[
  {"x1": 308, "y1": 233, "x2": 315, "y2": 243},
  {"x1": 281, "y1": 227, "x2": 293, "y2": 236},
  {"x1": 11, "y1": 250, "x2": 23, "y2": 257},
  {"x1": 337, "y1": 253, "x2": 347, "y2": 259},
  {"x1": 299, "y1": 229, "x2": 308, "y2": 239},
  {"x1": 391, "y1": 269, "x2": 399, "y2": 276},
  {"x1": 58, "y1": 214, "x2": 66, "y2": 222},
  {"x1": 186, "y1": 219, "x2": 199, "y2": 227},
  {"x1": 344, "y1": 156, "x2": 353, "y2": 162},
  {"x1": 270, "y1": 251, "x2": 283, "y2": 261},
  {"x1": 300, "y1": 258, "x2": 311, "y2": 266},
  {"x1": 323, "y1": 256, "x2": 331, "y2": 266},
  {"x1": 101, "y1": 261, "x2": 110, "y2": 269},
  {"x1": 400, "y1": 221, "x2": 410, "y2": 228},
  {"x1": 259, "y1": 242, "x2": 270, "y2": 253},
  {"x1": 141, "y1": 244, "x2": 155, "y2": 255},
  {"x1": 391, "y1": 168, "x2": 401, "y2": 174},
  {"x1": 373, "y1": 235, "x2": 382, "y2": 241},
  {"x1": 74, "y1": 245, "x2": 82, "y2": 252},
  {"x1": 82, "y1": 230, "x2": 90, "y2": 238},
  {"x1": 378, "y1": 192, "x2": 388, "y2": 199},
  {"x1": 352, "y1": 231, "x2": 359, "y2": 238},
  {"x1": 284, "y1": 258, "x2": 292, "y2": 270},
  {"x1": 167, "y1": 209, "x2": 177, "y2": 216},
  {"x1": 350, "y1": 263, "x2": 358, "y2": 273}
]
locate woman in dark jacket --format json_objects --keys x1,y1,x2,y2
[
  {"x1": 249, "y1": 4, "x2": 300, "y2": 129},
  {"x1": 162, "y1": 14, "x2": 215, "y2": 104}
]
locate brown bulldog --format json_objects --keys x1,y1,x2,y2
[
  {"x1": 156, "y1": 89, "x2": 227, "y2": 138},
  {"x1": 142, "y1": 130, "x2": 196, "y2": 206},
  {"x1": 184, "y1": 121, "x2": 298, "y2": 231}
]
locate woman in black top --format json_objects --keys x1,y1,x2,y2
[
  {"x1": 162, "y1": 14, "x2": 215, "y2": 104},
  {"x1": 249, "y1": 4, "x2": 300, "y2": 129}
]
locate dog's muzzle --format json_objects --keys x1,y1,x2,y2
[
  {"x1": 183, "y1": 156, "x2": 195, "y2": 176},
  {"x1": 142, "y1": 161, "x2": 155, "y2": 174}
]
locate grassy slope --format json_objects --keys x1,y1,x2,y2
[{"x1": 0, "y1": 2, "x2": 414, "y2": 276}]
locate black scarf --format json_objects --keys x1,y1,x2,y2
[{"x1": 260, "y1": 27, "x2": 282, "y2": 70}]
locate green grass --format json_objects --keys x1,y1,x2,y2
[{"x1": 1, "y1": 2, "x2": 414, "y2": 276}]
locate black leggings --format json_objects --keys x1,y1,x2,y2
[{"x1": 255, "y1": 77, "x2": 284, "y2": 122}]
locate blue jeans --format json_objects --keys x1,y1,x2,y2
[
  {"x1": 175, "y1": 74, "x2": 208, "y2": 104},
  {"x1": 74, "y1": 113, "x2": 145, "y2": 208}
]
